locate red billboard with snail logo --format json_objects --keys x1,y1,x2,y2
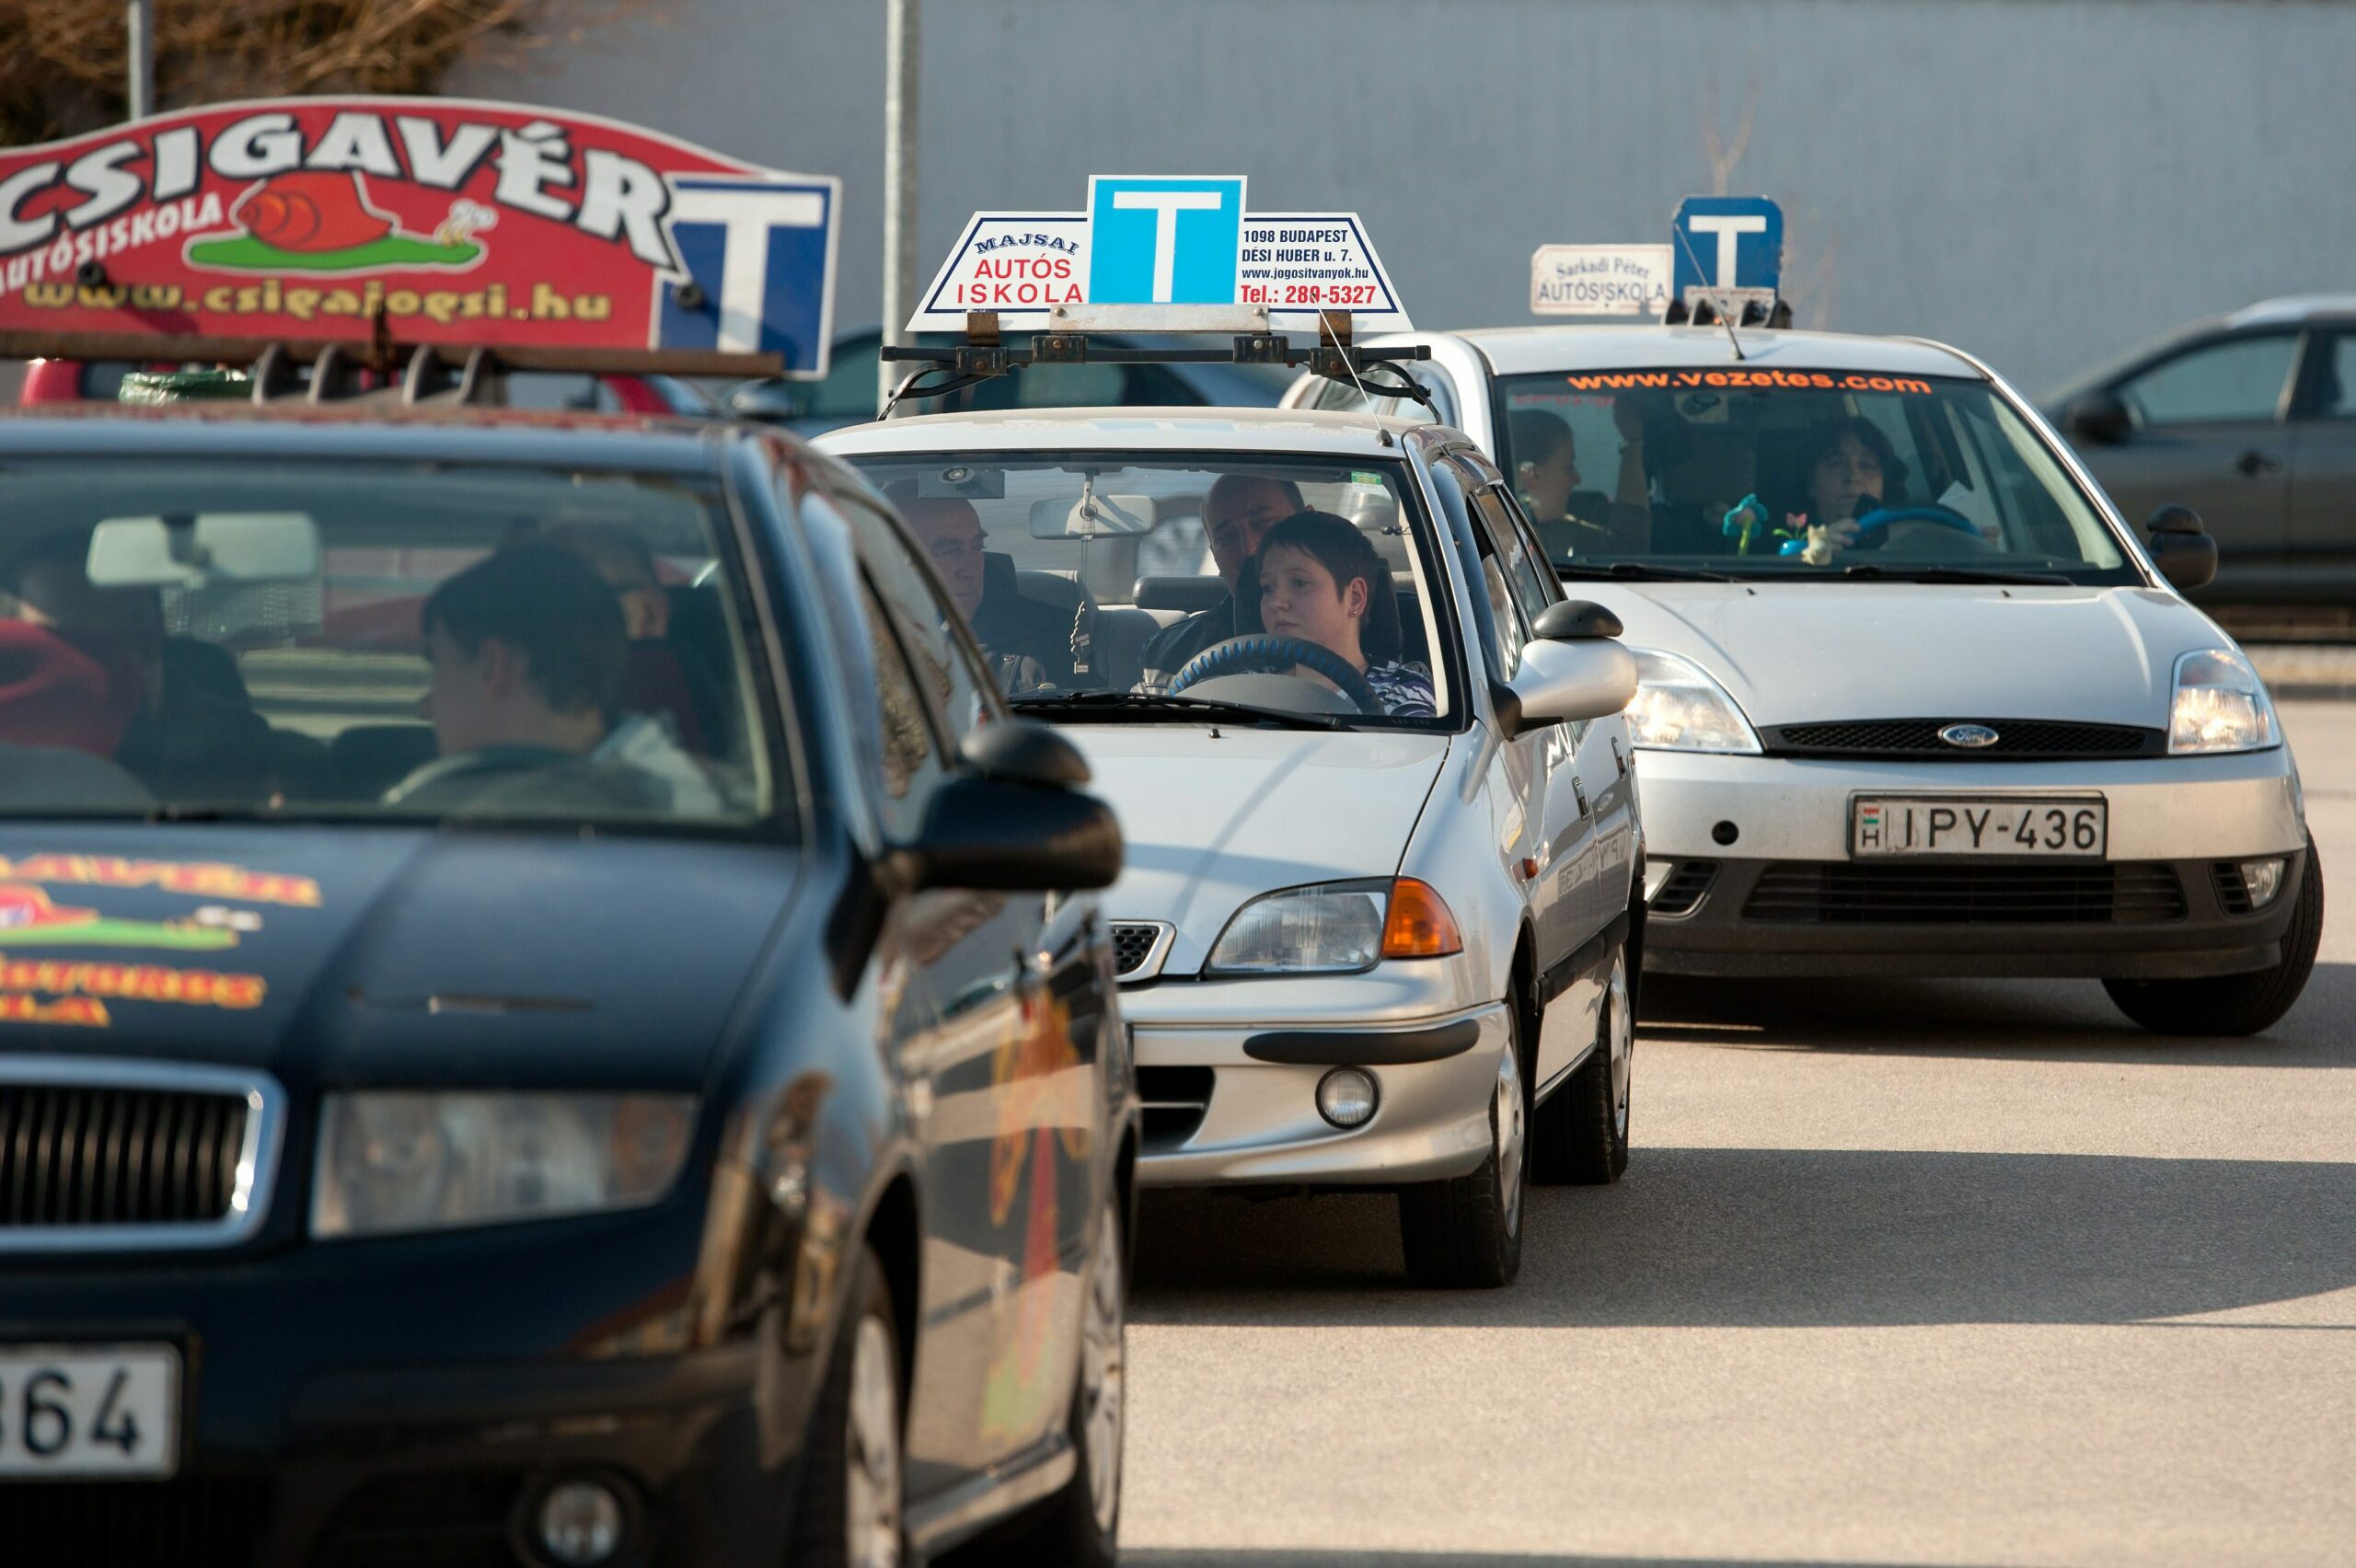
[{"x1": 0, "y1": 98, "x2": 840, "y2": 375}]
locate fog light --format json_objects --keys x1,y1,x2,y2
[
  {"x1": 537, "y1": 1480, "x2": 625, "y2": 1566},
  {"x1": 2240, "y1": 857, "x2": 2286, "y2": 910},
  {"x1": 1316, "y1": 1067, "x2": 1379, "y2": 1129}
]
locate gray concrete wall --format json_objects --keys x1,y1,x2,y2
[{"x1": 467, "y1": 0, "x2": 2356, "y2": 395}]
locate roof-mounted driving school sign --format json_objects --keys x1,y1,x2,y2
[
  {"x1": 1670, "y1": 194, "x2": 1782, "y2": 316},
  {"x1": 0, "y1": 98, "x2": 840, "y2": 376},
  {"x1": 910, "y1": 174, "x2": 1410, "y2": 331}
]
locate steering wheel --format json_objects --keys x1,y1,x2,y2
[
  {"x1": 382, "y1": 744, "x2": 575, "y2": 805},
  {"x1": 1854, "y1": 504, "x2": 1986, "y2": 542},
  {"x1": 1168, "y1": 635, "x2": 1382, "y2": 715}
]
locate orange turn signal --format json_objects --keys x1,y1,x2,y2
[{"x1": 1381, "y1": 878, "x2": 1464, "y2": 959}]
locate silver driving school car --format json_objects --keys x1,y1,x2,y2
[
  {"x1": 1301, "y1": 321, "x2": 2321, "y2": 1035},
  {"x1": 825, "y1": 397, "x2": 1643, "y2": 1288}
]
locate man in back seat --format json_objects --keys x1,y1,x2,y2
[
  {"x1": 1136, "y1": 473, "x2": 1304, "y2": 692},
  {"x1": 887, "y1": 483, "x2": 1080, "y2": 690}
]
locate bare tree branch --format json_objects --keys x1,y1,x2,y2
[{"x1": 0, "y1": 0, "x2": 649, "y2": 146}]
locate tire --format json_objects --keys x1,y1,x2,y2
[
  {"x1": 1532, "y1": 945, "x2": 1634, "y2": 1184},
  {"x1": 2104, "y1": 837, "x2": 2325, "y2": 1036},
  {"x1": 953, "y1": 1202, "x2": 1126, "y2": 1567},
  {"x1": 790, "y1": 1245, "x2": 905, "y2": 1568},
  {"x1": 1397, "y1": 1009, "x2": 1526, "y2": 1288}
]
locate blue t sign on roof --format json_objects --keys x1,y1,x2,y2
[
  {"x1": 1087, "y1": 176, "x2": 1247, "y2": 305},
  {"x1": 1671, "y1": 195, "x2": 1784, "y2": 295}
]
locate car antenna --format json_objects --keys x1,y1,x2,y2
[{"x1": 1670, "y1": 225, "x2": 1746, "y2": 363}]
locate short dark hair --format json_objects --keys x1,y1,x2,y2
[
  {"x1": 1246, "y1": 509, "x2": 1405, "y2": 663},
  {"x1": 1205, "y1": 473, "x2": 1306, "y2": 517},
  {"x1": 422, "y1": 544, "x2": 625, "y2": 717},
  {"x1": 1507, "y1": 409, "x2": 1573, "y2": 469},
  {"x1": 544, "y1": 523, "x2": 661, "y2": 589}
]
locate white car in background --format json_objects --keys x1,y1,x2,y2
[
  {"x1": 1291, "y1": 326, "x2": 2321, "y2": 1034},
  {"x1": 822, "y1": 407, "x2": 1640, "y2": 1286}
]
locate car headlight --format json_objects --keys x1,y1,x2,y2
[
  {"x1": 1624, "y1": 649, "x2": 1761, "y2": 753},
  {"x1": 314, "y1": 1092, "x2": 696, "y2": 1239},
  {"x1": 2169, "y1": 649, "x2": 2278, "y2": 755},
  {"x1": 1206, "y1": 878, "x2": 1462, "y2": 974}
]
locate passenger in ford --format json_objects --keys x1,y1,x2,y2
[
  {"x1": 1137, "y1": 472, "x2": 1304, "y2": 691},
  {"x1": 1251, "y1": 510, "x2": 1436, "y2": 717},
  {"x1": 389, "y1": 543, "x2": 722, "y2": 815},
  {"x1": 1511, "y1": 404, "x2": 1653, "y2": 559}
]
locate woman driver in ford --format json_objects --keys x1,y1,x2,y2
[{"x1": 1251, "y1": 510, "x2": 1437, "y2": 717}]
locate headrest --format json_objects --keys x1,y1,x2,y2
[
  {"x1": 1133, "y1": 576, "x2": 1230, "y2": 613},
  {"x1": 0, "y1": 622, "x2": 141, "y2": 756}
]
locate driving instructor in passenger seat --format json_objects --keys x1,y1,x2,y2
[
  {"x1": 887, "y1": 481, "x2": 1079, "y2": 691},
  {"x1": 1138, "y1": 473, "x2": 1306, "y2": 692}
]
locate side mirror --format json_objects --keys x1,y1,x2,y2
[
  {"x1": 725, "y1": 378, "x2": 811, "y2": 424},
  {"x1": 888, "y1": 721, "x2": 1122, "y2": 893},
  {"x1": 2145, "y1": 503, "x2": 2218, "y2": 592},
  {"x1": 1531, "y1": 599, "x2": 1624, "y2": 641},
  {"x1": 1497, "y1": 638, "x2": 1638, "y2": 737},
  {"x1": 958, "y1": 720, "x2": 1091, "y2": 787},
  {"x1": 2064, "y1": 389, "x2": 2132, "y2": 445}
]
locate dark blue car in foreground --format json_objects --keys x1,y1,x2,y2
[{"x1": 0, "y1": 407, "x2": 1136, "y2": 1568}]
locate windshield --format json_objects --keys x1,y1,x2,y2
[
  {"x1": 0, "y1": 459, "x2": 773, "y2": 826},
  {"x1": 1492, "y1": 370, "x2": 2136, "y2": 583},
  {"x1": 842, "y1": 453, "x2": 1454, "y2": 727}
]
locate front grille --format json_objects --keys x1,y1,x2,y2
[
  {"x1": 1744, "y1": 862, "x2": 2187, "y2": 925},
  {"x1": 0, "y1": 1478, "x2": 272, "y2": 1568},
  {"x1": 1650, "y1": 861, "x2": 1719, "y2": 917},
  {"x1": 0, "y1": 1084, "x2": 248, "y2": 1228},
  {"x1": 1108, "y1": 921, "x2": 1171, "y2": 980},
  {"x1": 320, "y1": 1470, "x2": 525, "y2": 1568},
  {"x1": 1138, "y1": 1065, "x2": 1212, "y2": 1151},
  {"x1": 1763, "y1": 719, "x2": 2163, "y2": 760}
]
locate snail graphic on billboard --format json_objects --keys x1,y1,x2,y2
[{"x1": 187, "y1": 169, "x2": 494, "y2": 273}]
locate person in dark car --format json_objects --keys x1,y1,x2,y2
[
  {"x1": 387, "y1": 543, "x2": 722, "y2": 814},
  {"x1": 1138, "y1": 471, "x2": 1305, "y2": 691},
  {"x1": 0, "y1": 532, "x2": 272, "y2": 797},
  {"x1": 888, "y1": 482, "x2": 1081, "y2": 690}
]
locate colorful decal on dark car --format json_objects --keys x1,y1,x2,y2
[
  {"x1": 0, "y1": 882, "x2": 247, "y2": 950},
  {"x1": 0, "y1": 855, "x2": 321, "y2": 906}
]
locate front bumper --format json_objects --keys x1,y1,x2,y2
[
  {"x1": 1634, "y1": 745, "x2": 2309, "y2": 980},
  {"x1": 0, "y1": 1201, "x2": 805, "y2": 1568},
  {"x1": 1124, "y1": 972, "x2": 1507, "y2": 1187}
]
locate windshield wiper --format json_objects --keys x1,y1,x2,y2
[
  {"x1": 1840, "y1": 563, "x2": 2073, "y2": 585},
  {"x1": 1553, "y1": 560, "x2": 1734, "y2": 582},
  {"x1": 1009, "y1": 689, "x2": 1352, "y2": 730}
]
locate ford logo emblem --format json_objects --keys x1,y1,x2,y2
[{"x1": 1938, "y1": 723, "x2": 2001, "y2": 749}]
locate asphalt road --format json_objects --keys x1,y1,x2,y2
[{"x1": 1118, "y1": 701, "x2": 2356, "y2": 1568}]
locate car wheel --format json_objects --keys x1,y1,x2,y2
[
  {"x1": 790, "y1": 1245, "x2": 904, "y2": 1568},
  {"x1": 1397, "y1": 1009, "x2": 1526, "y2": 1288},
  {"x1": 954, "y1": 1200, "x2": 1126, "y2": 1566},
  {"x1": 1533, "y1": 946, "x2": 1634, "y2": 1184},
  {"x1": 2104, "y1": 836, "x2": 2325, "y2": 1036}
]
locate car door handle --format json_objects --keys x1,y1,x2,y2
[
  {"x1": 1572, "y1": 776, "x2": 1590, "y2": 819},
  {"x1": 1611, "y1": 737, "x2": 1627, "y2": 777},
  {"x1": 2235, "y1": 448, "x2": 2282, "y2": 478}
]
